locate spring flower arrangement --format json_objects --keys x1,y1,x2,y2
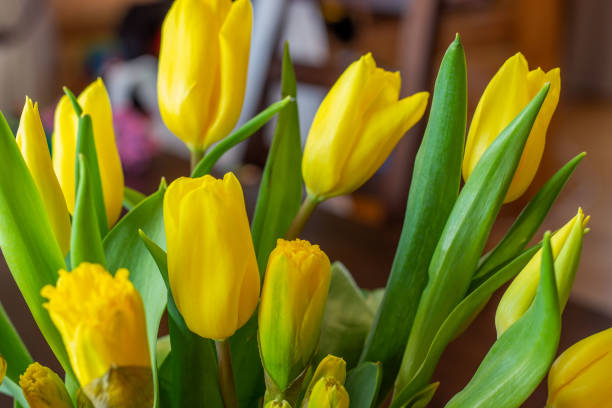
[{"x1": 0, "y1": 0, "x2": 607, "y2": 407}]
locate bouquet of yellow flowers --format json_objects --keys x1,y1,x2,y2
[{"x1": 0, "y1": 0, "x2": 606, "y2": 407}]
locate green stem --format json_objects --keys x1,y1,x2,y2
[
  {"x1": 215, "y1": 340, "x2": 238, "y2": 408},
  {"x1": 285, "y1": 195, "x2": 320, "y2": 240},
  {"x1": 190, "y1": 149, "x2": 205, "y2": 174}
]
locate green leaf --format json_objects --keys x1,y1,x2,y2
[
  {"x1": 318, "y1": 263, "x2": 375, "y2": 368},
  {"x1": 0, "y1": 112, "x2": 74, "y2": 380},
  {"x1": 124, "y1": 187, "x2": 147, "y2": 211},
  {"x1": 360, "y1": 35, "x2": 467, "y2": 392},
  {"x1": 0, "y1": 303, "x2": 32, "y2": 382},
  {"x1": 390, "y1": 245, "x2": 539, "y2": 408},
  {"x1": 0, "y1": 377, "x2": 29, "y2": 408},
  {"x1": 395, "y1": 83, "x2": 550, "y2": 392},
  {"x1": 444, "y1": 233, "x2": 560, "y2": 408},
  {"x1": 103, "y1": 183, "x2": 168, "y2": 407},
  {"x1": 71, "y1": 154, "x2": 106, "y2": 268},
  {"x1": 474, "y1": 152, "x2": 585, "y2": 281},
  {"x1": 138, "y1": 232, "x2": 224, "y2": 408},
  {"x1": 251, "y1": 42, "x2": 303, "y2": 275},
  {"x1": 345, "y1": 362, "x2": 382, "y2": 408},
  {"x1": 191, "y1": 96, "x2": 293, "y2": 178},
  {"x1": 406, "y1": 383, "x2": 439, "y2": 408}
]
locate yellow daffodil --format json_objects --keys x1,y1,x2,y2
[
  {"x1": 41, "y1": 263, "x2": 150, "y2": 386},
  {"x1": 547, "y1": 327, "x2": 612, "y2": 408},
  {"x1": 158, "y1": 0, "x2": 252, "y2": 152},
  {"x1": 259, "y1": 239, "x2": 331, "y2": 391},
  {"x1": 307, "y1": 377, "x2": 349, "y2": 408},
  {"x1": 0, "y1": 355, "x2": 6, "y2": 385},
  {"x1": 16, "y1": 97, "x2": 71, "y2": 255},
  {"x1": 462, "y1": 53, "x2": 561, "y2": 203},
  {"x1": 302, "y1": 53, "x2": 428, "y2": 201},
  {"x1": 52, "y1": 78, "x2": 124, "y2": 227},
  {"x1": 19, "y1": 362, "x2": 72, "y2": 408},
  {"x1": 496, "y1": 209, "x2": 588, "y2": 335},
  {"x1": 164, "y1": 173, "x2": 260, "y2": 340}
]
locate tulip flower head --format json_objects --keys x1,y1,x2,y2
[
  {"x1": 302, "y1": 53, "x2": 428, "y2": 201},
  {"x1": 41, "y1": 263, "x2": 150, "y2": 386},
  {"x1": 547, "y1": 327, "x2": 612, "y2": 408},
  {"x1": 19, "y1": 363, "x2": 73, "y2": 408},
  {"x1": 259, "y1": 239, "x2": 331, "y2": 391},
  {"x1": 16, "y1": 97, "x2": 71, "y2": 255},
  {"x1": 307, "y1": 377, "x2": 349, "y2": 408},
  {"x1": 158, "y1": 0, "x2": 252, "y2": 152},
  {"x1": 164, "y1": 173, "x2": 260, "y2": 340},
  {"x1": 463, "y1": 53, "x2": 561, "y2": 203},
  {"x1": 52, "y1": 78, "x2": 124, "y2": 227}
]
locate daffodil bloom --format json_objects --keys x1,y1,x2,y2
[
  {"x1": 307, "y1": 377, "x2": 349, "y2": 408},
  {"x1": 547, "y1": 327, "x2": 612, "y2": 408},
  {"x1": 19, "y1": 362, "x2": 72, "y2": 408},
  {"x1": 41, "y1": 263, "x2": 150, "y2": 386},
  {"x1": 462, "y1": 53, "x2": 561, "y2": 203},
  {"x1": 16, "y1": 97, "x2": 71, "y2": 255},
  {"x1": 496, "y1": 209, "x2": 588, "y2": 335},
  {"x1": 259, "y1": 239, "x2": 331, "y2": 391},
  {"x1": 302, "y1": 53, "x2": 428, "y2": 201},
  {"x1": 52, "y1": 78, "x2": 124, "y2": 227},
  {"x1": 158, "y1": 0, "x2": 252, "y2": 152},
  {"x1": 0, "y1": 355, "x2": 6, "y2": 385},
  {"x1": 164, "y1": 173, "x2": 260, "y2": 340}
]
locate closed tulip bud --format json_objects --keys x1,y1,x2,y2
[
  {"x1": 19, "y1": 362, "x2": 72, "y2": 408},
  {"x1": 462, "y1": 53, "x2": 561, "y2": 203},
  {"x1": 0, "y1": 355, "x2": 5, "y2": 385},
  {"x1": 164, "y1": 173, "x2": 260, "y2": 340},
  {"x1": 265, "y1": 400, "x2": 292, "y2": 408},
  {"x1": 16, "y1": 97, "x2": 71, "y2": 255},
  {"x1": 302, "y1": 53, "x2": 428, "y2": 201},
  {"x1": 302, "y1": 355, "x2": 347, "y2": 407},
  {"x1": 158, "y1": 0, "x2": 252, "y2": 152},
  {"x1": 41, "y1": 263, "x2": 150, "y2": 386},
  {"x1": 307, "y1": 377, "x2": 349, "y2": 408},
  {"x1": 496, "y1": 208, "x2": 588, "y2": 336},
  {"x1": 547, "y1": 327, "x2": 612, "y2": 408},
  {"x1": 259, "y1": 239, "x2": 331, "y2": 391},
  {"x1": 53, "y1": 78, "x2": 124, "y2": 227}
]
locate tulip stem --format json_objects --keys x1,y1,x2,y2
[
  {"x1": 285, "y1": 195, "x2": 320, "y2": 240},
  {"x1": 215, "y1": 340, "x2": 238, "y2": 408},
  {"x1": 190, "y1": 149, "x2": 205, "y2": 173}
]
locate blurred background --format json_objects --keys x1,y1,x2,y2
[{"x1": 1, "y1": 0, "x2": 611, "y2": 406}]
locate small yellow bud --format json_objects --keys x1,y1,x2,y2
[
  {"x1": 158, "y1": 0, "x2": 252, "y2": 151},
  {"x1": 259, "y1": 239, "x2": 331, "y2": 390},
  {"x1": 265, "y1": 400, "x2": 292, "y2": 408},
  {"x1": 302, "y1": 355, "x2": 347, "y2": 406},
  {"x1": 0, "y1": 355, "x2": 6, "y2": 385},
  {"x1": 302, "y1": 53, "x2": 428, "y2": 201},
  {"x1": 307, "y1": 377, "x2": 349, "y2": 408},
  {"x1": 462, "y1": 53, "x2": 561, "y2": 203},
  {"x1": 19, "y1": 362, "x2": 72, "y2": 408},
  {"x1": 16, "y1": 97, "x2": 71, "y2": 255},
  {"x1": 547, "y1": 327, "x2": 612, "y2": 407},
  {"x1": 41, "y1": 263, "x2": 150, "y2": 386},
  {"x1": 164, "y1": 173, "x2": 260, "y2": 340}
]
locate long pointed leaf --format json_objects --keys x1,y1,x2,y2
[
  {"x1": 0, "y1": 303, "x2": 32, "y2": 382},
  {"x1": 123, "y1": 187, "x2": 147, "y2": 211},
  {"x1": 0, "y1": 377, "x2": 29, "y2": 408},
  {"x1": 345, "y1": 362, "x2": 382, "y2": 408}
]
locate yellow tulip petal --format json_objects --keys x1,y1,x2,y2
[{"x1": 52, "y1": 95, "x2": 78, "y2": 214}]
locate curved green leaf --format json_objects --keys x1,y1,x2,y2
[
  {"x1": 123, "y1": 187, "x2": 147, "y2": 211},
  {"x1": 0, "y1": 303, "x2": 32, "y2": 382},
  {"x1": 345, "y1": 362, "x2": 382, "y2": 408},
  {"x1": 0, "y1": 377, "x2": 29, "y2": 408}
]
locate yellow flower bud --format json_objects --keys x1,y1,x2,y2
[
  {"x1": 307, "y1": 377, "x2": 349, "y2": 408},
  {"x1": 302, "y1": 53, "x2": 428, "y2": 201},
  {"x1": 41, "y1": 263, "x2": 150, "y2": 386},
  {"x1": 52, "y1": 78, "x2": 124, "y2": 228},
  {"x1": 496, "y1": 208, "x2": 588, "y2": 336},
  {"x1": 16, "y1": 97, "x2": 71, "y2": 255},
  {"x1": 164, "y1": 173, "x2": 260, "y2": 340},
  {"x1": 19, "y1": 362, "x2": 72, "y2": 408},
  {"x1": 259, "y1": 239, "x2": 331, "y2": 390},
  {"x1": 547, "y1": 327, "x2": 612, "y2": 408},
  {"x1": 462, "y1": 53, "x2": 561, "y2": 203},
  {"x1": 158, "y1": 0, "x2": 252, "y2": 152},
  {"x1": 0, "y1": 355, "x2": 6, "y2": 385},
  {"x1": 302, "y1": 355, "x2": 347, "y2": 406},
  {"x1": 265, "y1": 400, "x2": 292, "y2": 408}
]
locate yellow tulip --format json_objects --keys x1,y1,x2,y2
[
  {"x1": 307, "y1": 377, "x2": 350, "y2": 408},
  {"x1": 259, "y1": 239, "x2": 331, "y2": 391},
  {"x1": 547, "y1": 327, "x2": 612, "y2": 407},
  {"x1": 16, "y1": 97, "x2": 71, "y2": 255},
  {"x1": 158, "y1": 0, "x2": 252, "y2": 152},
  {"x1": 302, "y1": 355, "x2": 347, "y2": 407},
  {"x1": 52, "y1": 78, "x2": 124, "y2": 227},
  {"x1": 302, "y1": 53, "x2": 428, "y2": 201},
  {"x1": 462, "y1": 53, "x2": 561, "y2": 203},
  {"x1": 0, "y1": 355, "x2": 5, "y2": 385},
  {"x1": 164, "y1": 172, "x2": 260, "y2": 340},
  {"x1": 19, "y1": 362, "x2": 72, "y2": 408},
  {"x1": 495, "y1": 208, "x2": 588, "y2": 336},
  {"x1": 41, "y1": 263, "x2": 150, "y2": 386}
]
